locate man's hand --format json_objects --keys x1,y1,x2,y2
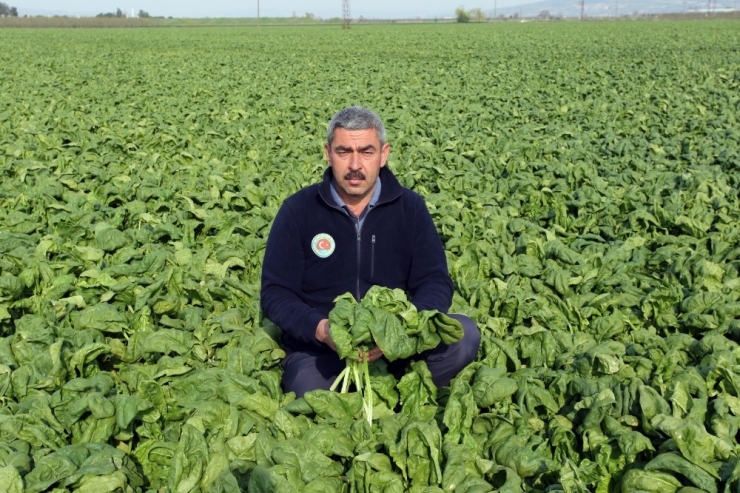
[
  {"x1": 315, "y1": 319, "x2": 337, "y2": 352},
  {"x1": 361, "y1": 346, "x2": 384, "y2": 363},
  {"x1": 316, "y1": 319, "x2": 384, "y2": 362}
]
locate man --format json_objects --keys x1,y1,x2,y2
[{"x1": 261, "y1": 106, "x2": 480, "y2": 397}]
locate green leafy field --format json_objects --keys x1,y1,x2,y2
[{"x1": 1, "y1": 20, "x2": 739, "y2": 492}]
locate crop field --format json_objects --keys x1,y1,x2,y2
[{"x1": 1, "y1": 19, "x2": 740, "y2": 492}]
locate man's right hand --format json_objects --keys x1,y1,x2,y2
[
  {"x1": 315, "y1": 319, "x2": 337, "y2": 352},
  {"x1": 316, "y1": 319, "x2": 384, "y2": 362}
]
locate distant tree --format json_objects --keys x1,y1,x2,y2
[
  {"x1": 456, "y1": 6, "x2": 486, "y2": 22},
  {"x1": 138, "y1": 10, "x2": 150, "y2": 18},
  {"x1": 455, "y1": 6, "x2": 470, "y2": 22},
  {"x1": 0, "y1": 2, "x2": 18, "y2": 16},
  {"x1": 116, "y1": 8, "x2": 124, "y2": 17},
  {"x1": 469, "y1": 7, "x2": 486, "y2": 21},
  {"x1": 538, "y1": 9, "x2": 551, "y2": 18}
]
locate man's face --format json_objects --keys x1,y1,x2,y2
[{"x1": 325, "y1": 128, "x2": 390, "y2": 206}]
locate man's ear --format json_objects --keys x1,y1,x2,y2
[{"x1": 324, "y1": 142, "x2": 332, "y2": 165}]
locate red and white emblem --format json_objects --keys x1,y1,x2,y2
[{"x1": 311, "y1": 233, "x2": 335, "y2": 258}]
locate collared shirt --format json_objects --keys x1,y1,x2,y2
[{"x1": 330, "y1": 177, "x2": 382, "y2": 233}]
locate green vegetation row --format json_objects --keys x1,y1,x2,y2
[{"x1": 0, "y1": 20, "x2": 739, "y2": 491}]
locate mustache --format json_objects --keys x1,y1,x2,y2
[{"x1": 344, "y1": 171, "x2": 365, "y2": 180}]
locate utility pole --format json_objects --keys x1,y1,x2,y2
[
  {"x1": 580, "y1": 0, "x2": 585, "y2": 19},
  {"x1": 494, "y1": 0, "x2": 497, "y2": 18},
  {"x1": 257, "y1": 0, "x2": 260, "y2": 28},
  {"x1": 342, "y1": 0, "x2": 350, "y2": 28}
]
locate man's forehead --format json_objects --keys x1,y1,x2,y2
[{"x1": 331, "y1": 128, "x2": 381, "y2": 148}]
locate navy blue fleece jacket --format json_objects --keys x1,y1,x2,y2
[{"x1": 260, "y1": 166, "x2": 454, "y2": 353}]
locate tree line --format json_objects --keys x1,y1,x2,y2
[
  {"x1": 0, "y1": 3, "x2": 153, "y2": 18},
  {"x1": 0, "y1": 2, "x2": 18, "y2": 16},
  {"x1": 96, "y1": 8, "x2": 151, "y2": 18}
]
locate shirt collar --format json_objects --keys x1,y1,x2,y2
[{"x1": 330, "y1": 176, "x2": 382, "y2": 213}]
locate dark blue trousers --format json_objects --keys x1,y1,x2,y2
[{"x1": 281, "y1": 314, "x2": 481, "y2": 398}]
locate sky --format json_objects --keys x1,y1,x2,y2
[{"x1": 13, "y1": 1, "x2": 522, "y2": 19}]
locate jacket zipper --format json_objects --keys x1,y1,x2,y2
[
  {"x1": 371, "y1": 235, "x2": 376, "y2": 279},
  {"x1": 355, "y1": 219, "x2": 361, "y2": 300},
  {"x1": 319, "y1": 190, "x2": 384, "y2": 302}
]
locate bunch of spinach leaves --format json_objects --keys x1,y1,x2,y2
[{"x1": 328, "y1": 286, "x2": 463, "y2": 424}]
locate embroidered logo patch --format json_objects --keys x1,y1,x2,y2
[{"x1": 311, "y1": 233, "x2": 335, "y2": 258}]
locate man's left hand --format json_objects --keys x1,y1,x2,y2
[{"x1": 360, "y1": 346, "x2": 384, "y2": 362}]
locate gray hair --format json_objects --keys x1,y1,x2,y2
[{"x1": 326, "y1": 106, "x2": 386, "y2": 146}]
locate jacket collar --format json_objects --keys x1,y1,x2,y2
[{"x1": 318, "y1": 165, "x2": 403, "y2": 207}]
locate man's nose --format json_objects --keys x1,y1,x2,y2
[{"x1": 348, "y1": 152, "x2": 361, "y2": 169}]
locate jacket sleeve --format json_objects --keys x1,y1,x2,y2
[
  {"x1": 406, "y1": 195, "x2": 454, "y2": 313},
  {"x1": 260, "y1": 200, "x2": 326, "y2": 349}
]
